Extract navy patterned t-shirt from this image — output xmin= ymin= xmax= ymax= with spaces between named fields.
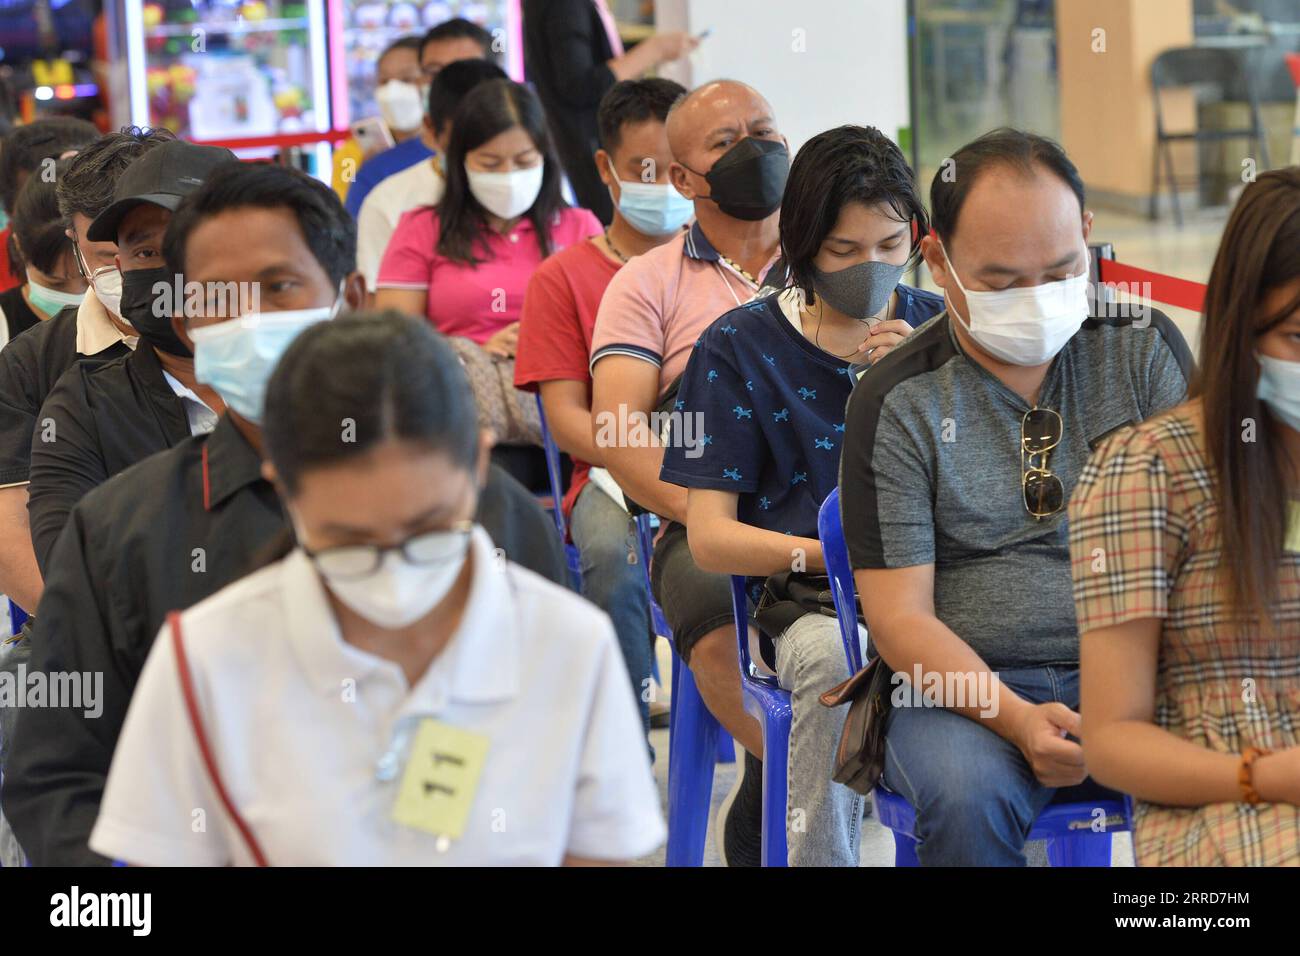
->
xmin=660 ymin=284 xmax=943 ymax=538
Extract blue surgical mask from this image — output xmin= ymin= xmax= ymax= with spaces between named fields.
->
xmin=611 ymin=179 xmax=694 ymax=237
xmin=26 ymin=277 xmax=86 ymax=318
xmin=192 ymin=292 xmax=343 ymax=424
xmin=1256 ymin=352 xmax=1300 ymax=433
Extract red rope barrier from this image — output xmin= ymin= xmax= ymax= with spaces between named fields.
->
xmin=190 ymin=129 xmax=353 ymax=151
xmin=1098 ymin=258 xmax=1207 ymax=313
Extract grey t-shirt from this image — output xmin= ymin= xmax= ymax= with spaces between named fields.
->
xmin=839 ymin=308 xmax=1194 ymax=669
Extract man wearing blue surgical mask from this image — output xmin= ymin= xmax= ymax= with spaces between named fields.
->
xmin=515 ymin=77 xmax=688 ymax=745
xmin=838 ymin=129 xmax=1195 ymax=866
xmin=3 ymin=162 xmax=569 ymax=865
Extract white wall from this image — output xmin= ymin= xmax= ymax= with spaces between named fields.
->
xmin=654 ymin=0 xmax=911 ymax=156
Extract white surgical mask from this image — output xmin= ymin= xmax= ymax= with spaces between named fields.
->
xmin=304 ymin=527 xmax=472 ymax=630
xmin=1257 ymin=352 xmax=1300 ymax=433
xmin=89 ymin=265 xmax=123 ymax=317
xmin=466 ymin=165 xmax=544 ymax=220
xmin=375 ymin=79 xmax=425 ymax=133
xmin=941 ymin=242 xmax=1090 ymax=367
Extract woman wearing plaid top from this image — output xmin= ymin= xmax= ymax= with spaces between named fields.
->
xmin=1070 ymin=168 xmax=1300 ymax=866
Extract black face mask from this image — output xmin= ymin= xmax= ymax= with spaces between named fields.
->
xmin=119 ymin=266 xmax=192 ymax=357
xmin=686 ymin=137 xmax=789 ymax=221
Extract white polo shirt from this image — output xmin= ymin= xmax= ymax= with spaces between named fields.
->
xmin=89 ymin=526 xmax=664 ymax=866
xmin=356 ymin=158 xmax=444 ymax=288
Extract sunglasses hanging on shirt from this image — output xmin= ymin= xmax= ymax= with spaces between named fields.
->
xmin=1021 ymin=406 xmax=1064 ymax=520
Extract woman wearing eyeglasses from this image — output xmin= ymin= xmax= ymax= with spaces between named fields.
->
xmin=1071 ymin=168 xmax=1300 ymax=866
xmin=89 ymin=313 xmax=664 ymax=866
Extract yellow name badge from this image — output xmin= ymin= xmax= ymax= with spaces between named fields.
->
xmin=1286 ymin=502 xmax=1300 ymax=554
xmin=391 ymin=719 xmax=490 ymax=841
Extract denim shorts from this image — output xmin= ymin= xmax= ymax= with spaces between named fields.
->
xmin=649 ymin=520 xmax=734 ymax=664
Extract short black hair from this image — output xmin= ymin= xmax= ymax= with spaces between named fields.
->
xmin=379 ymin=34 xmax=423 ymax=64
xmin=780 ymin=125 xmax=929 ymax=303
xmin=426 ymin=58 xmax=508 ymax=137
xmin=438 ymin=80 xmax=565 ymax=266
xmin=57 ymin=126 xmax=176 ymax=225
xmin=420 ymin=17 xmax=493 ymax=58
xmin=930 ymin=128 xmax=1085 ymax=244
xmin=0 ymin=116 xmax=99 ymax=214
xmin=264 ymin=311 xmax=480 ymax=497
xmin=163 ymin=162 xmax=356 ymax=285
xmin=597 ymin=78 xmax=687 ymax=153
xmin=12 ymin=158 xmax=73 ymax=276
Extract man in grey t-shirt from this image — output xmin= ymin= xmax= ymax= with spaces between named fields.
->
xmin=839 ymin=129 xmax=1193 ymax=866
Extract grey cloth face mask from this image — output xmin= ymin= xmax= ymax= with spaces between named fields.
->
xmin=809 ymin=259 xmax=907 ymax=321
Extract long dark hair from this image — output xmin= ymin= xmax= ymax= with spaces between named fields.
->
xmin=262 ymin=311 xmax=480 ymax=498
xmin=780 ymin=125 xmax=930 ymax=306
xmin=436 ymin=79 xmax=566 ymax=266
xmin=1193 ymin=167 xmax=1300 ymax=627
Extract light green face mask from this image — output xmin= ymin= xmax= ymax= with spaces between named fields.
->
xmin=26 ymin=277 xmax=86 ymax=317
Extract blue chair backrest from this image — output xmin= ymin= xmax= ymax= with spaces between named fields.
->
xmin=817 ymin=487 xmax=864 ymax=674
xmin=731 ymin=575 xmax=779 ymax=689
xmin=535 ymin=394 xmax=569 ymax=540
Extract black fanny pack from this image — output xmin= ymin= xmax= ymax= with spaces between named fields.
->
xmin=752 ymin=570 xmax=843 ymax=641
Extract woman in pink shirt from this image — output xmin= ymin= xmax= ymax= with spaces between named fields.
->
xmin=375 ymin=79 xmax=602 ymax=358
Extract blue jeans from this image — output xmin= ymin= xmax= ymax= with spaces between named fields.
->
xmin=882 ymin=665 xmax=1117 ymax=866
xmin=568 ymin=482 xmax=652 ymax=731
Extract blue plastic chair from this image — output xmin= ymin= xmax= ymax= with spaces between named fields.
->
xmin=729 ymin=576 xmax=791 ymax=867
xmin=632 ymin=513 xmax=735 ymax=866
xmin=531 ymin=402 xmax=733 ymax=865
xmin=816 ymin=487 xmax=1130 ymax=867
xmin=534 ymin=395 xmax=583 ymax=590
xmin=8 ymin=599 xmax=26 ymax=638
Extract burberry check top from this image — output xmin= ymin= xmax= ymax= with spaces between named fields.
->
xmin=1070 ymin=405 xmax=1300 ymax=866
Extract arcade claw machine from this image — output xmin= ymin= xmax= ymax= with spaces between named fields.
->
xmin=119 ymin=0 xmax=333 ymax=170
xmin=328 ymin=0 xmax=522 ymax=132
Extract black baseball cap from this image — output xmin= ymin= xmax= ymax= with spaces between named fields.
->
xmin=87 ymin=140 xmax=237 ymax=242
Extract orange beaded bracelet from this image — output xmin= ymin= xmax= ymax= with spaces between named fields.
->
xmin=1238 ymin=746 xmax=1272 ymax=805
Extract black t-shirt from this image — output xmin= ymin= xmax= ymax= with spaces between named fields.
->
xmin=0 ymin=305 xmax=130 ymax=485
xmin=0 ymin=286 xmax=43 ymax=343
xmin=522 ymin=0 xmax=616 ymax=222
xmin=28 ymin=344 xmax=192 ymax=573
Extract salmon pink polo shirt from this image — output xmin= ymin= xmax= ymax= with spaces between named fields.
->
xmin=376 ymin=205 xmax=603 ymax=345
xmin=589 ymin=221 xmax=783 ymax=400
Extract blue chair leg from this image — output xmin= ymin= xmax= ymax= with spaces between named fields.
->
xmin=715 ymin=731 xmax=735 ymax=764
xmin=756 ymin=712 xmax=789 ymax=867
xmin=665 ymin=651 xmax=719 ymax=866
xmin=1046 ymin=831 xmax=1113 ymax=867
xmin=892 ymin=832 xmax=921 ymax=867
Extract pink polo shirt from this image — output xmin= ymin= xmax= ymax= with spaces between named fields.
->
xmin=589 ymin=222 xmax=782 ymax=399
xmin=376 ymin=205 xmax=603 ymax=344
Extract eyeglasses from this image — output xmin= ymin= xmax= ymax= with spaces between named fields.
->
xmin=1021 ymin=406 xmax=1064 ymax=520
xmin=303 ymin=521 xmax=473 ymax=580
